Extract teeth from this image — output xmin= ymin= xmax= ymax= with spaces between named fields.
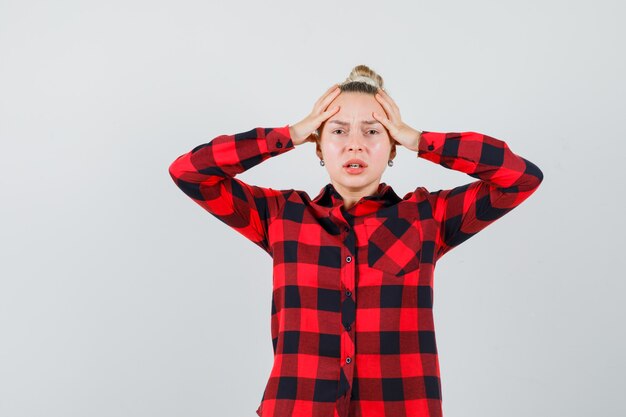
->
xmin=348 ymin=163 xmax=361 ymax=168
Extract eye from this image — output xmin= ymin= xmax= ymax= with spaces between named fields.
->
xmin=331 ymin=129 xmax=345 ymax=134
xmin=366 ymin=129 xmax=379 ymax=135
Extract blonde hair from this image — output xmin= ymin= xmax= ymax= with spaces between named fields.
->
xmin=339 ymin=64 xmax=384 ymax=94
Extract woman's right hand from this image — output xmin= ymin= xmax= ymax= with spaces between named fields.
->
xmin=289 ymin=84 xmax=342 ymax=146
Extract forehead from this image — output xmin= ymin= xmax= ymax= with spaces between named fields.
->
xmin=328 ymin=92 xmax=384 ymax=123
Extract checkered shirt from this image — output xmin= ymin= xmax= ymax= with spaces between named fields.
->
xmin=168 ymin=125 xmax=543 ymax=417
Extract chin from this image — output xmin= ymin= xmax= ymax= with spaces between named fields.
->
xmin=339 ymin=177 xmax=375 ymax=189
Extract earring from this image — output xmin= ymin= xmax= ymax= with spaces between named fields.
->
xmin=320 ymin=159 xmax=325 ymax=166
xmin=388 ymin=159 xmax=394 ymax=167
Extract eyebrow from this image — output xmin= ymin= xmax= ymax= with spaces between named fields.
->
xmin=328 ymin=120 xmax=381 ymax=126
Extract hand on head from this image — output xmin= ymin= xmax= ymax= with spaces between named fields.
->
xmin=372 ymin=89 xmax=422 ymax=152
xmin=290 ymin=83 xmax=421 ymax=152
xmin=289 ymin=84 xmax=342 ymax=146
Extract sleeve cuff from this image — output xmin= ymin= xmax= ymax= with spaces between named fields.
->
xmin=417 ymin=131 xmax=447 ymax=157
xmin=265 ymin=124 xmax=295 ymax=154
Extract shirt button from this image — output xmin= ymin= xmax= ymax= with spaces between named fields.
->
xmin=428 ymin=144 xmax=434 ymax=151
xmin=345 ymin=290 xmax=352 ymax=297
xmin=346 ymin=256 xmax=352 ymax=263
xmin=345 ymin=324 xmax=351 ymax=331
xmin=276 ymin=141 xmax=283 ymax=148
xmin=345 ymin=357 xmax=352 ymax=364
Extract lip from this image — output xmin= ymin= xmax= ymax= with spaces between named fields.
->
xmin=343 ymin=158 xmax=368 ymax=168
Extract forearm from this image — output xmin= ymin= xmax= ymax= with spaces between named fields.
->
xmin=169 ymin=125 xmax=294 ymax=189
xmin=420 ymin=131 xmax=544 ymax=258
xmin=416 ymin=130 xmax=543 ymax=192
xmin=168 ymin=125 xmax=294 ymax=254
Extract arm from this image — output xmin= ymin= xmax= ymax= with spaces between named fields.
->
xmin=168 ymin=125 xmax=295 ymax=255
xmin=417 ymin=131 xmax=544 ymax=259
xmin=168 ymin=84 xmax=342 ymax=255
xmin=369 ymin=89 xmax=543 ymax=259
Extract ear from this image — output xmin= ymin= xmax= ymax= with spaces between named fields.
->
xmin=389 ymin=142 xmax=397 ymax=160
xmin=315 ymin=137 xmax=323 ymax=160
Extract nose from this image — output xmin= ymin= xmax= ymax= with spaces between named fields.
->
xmin=346 ymin=132 xmax=364 ymax=152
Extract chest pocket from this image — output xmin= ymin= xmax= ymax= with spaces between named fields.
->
xmin=363 ymin=216 xmax=422 ymax=276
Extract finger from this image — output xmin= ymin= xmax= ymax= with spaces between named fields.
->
xmin=377 ymin=88 xmax=399 ymax=113
xmin=373 ymin=111 xmax=401 ymax=144
xmin=313 ymin=105 xmax=340 ymax=132
xmin=319 ymin=86 xmax=342 ymax=111
xmin=314 ymin=84 xmax=340 ymax=108
xmin=319 ymin=105 xmax=340 ymax=121
xmin=377 ymin=87 xmax=394 ymax=103
xmin=372 ymin=111 xmax=393 ymax=132
xmin=376 ymin=91 xmax=401 ymax=122
xmin=376 ymin=90 xmax=399 ymax=113
xmin=374 ymin=93 xmax=396 ymax=122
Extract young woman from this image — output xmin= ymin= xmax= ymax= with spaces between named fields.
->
xmin=168 ymin=65 xmax=543 ymax=417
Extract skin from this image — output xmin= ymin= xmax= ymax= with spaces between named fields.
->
xmin=289 ymin=84 xmax=423 ymax=209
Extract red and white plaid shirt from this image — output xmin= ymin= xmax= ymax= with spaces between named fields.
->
xmin=168 ymin=125 xmax=543 ymax=417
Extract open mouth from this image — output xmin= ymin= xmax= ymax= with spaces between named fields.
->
xmin=343 ymin=159 xmax=368 ymax=169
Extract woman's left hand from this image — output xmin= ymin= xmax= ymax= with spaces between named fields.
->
xmin=372 ymin=88 xmax=422 ymax=152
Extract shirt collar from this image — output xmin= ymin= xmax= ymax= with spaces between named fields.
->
xmin=311 ymin=182 xmax=402 ymax=214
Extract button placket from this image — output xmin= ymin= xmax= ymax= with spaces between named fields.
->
xmin=339 ymin=214 xmax=357 ymax=398
xmin=341 ymin=256 xmax=355 ymax=377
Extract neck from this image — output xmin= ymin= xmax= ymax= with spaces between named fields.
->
xmin=331 ymin=180 xmax=381 ymax=209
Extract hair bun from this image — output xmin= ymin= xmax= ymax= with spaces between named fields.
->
xmin=343 ymin=64 xmax=384 ymax=90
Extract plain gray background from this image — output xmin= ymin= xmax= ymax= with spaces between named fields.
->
xmin=1 ymin=0 xmax=624 ymax=416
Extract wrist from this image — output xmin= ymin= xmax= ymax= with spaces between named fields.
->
xmin=289 ymin=125 xmax=297 ymax=142
xmin=289 ymin=125 xmax=305 ymax=146
xmin=409 ymin=130 xmax=423 ymax=152
xmin=415 ymin=130 xmax=422 ymax=152
xmin=413 ymin=130 xmax=425 ymax=155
